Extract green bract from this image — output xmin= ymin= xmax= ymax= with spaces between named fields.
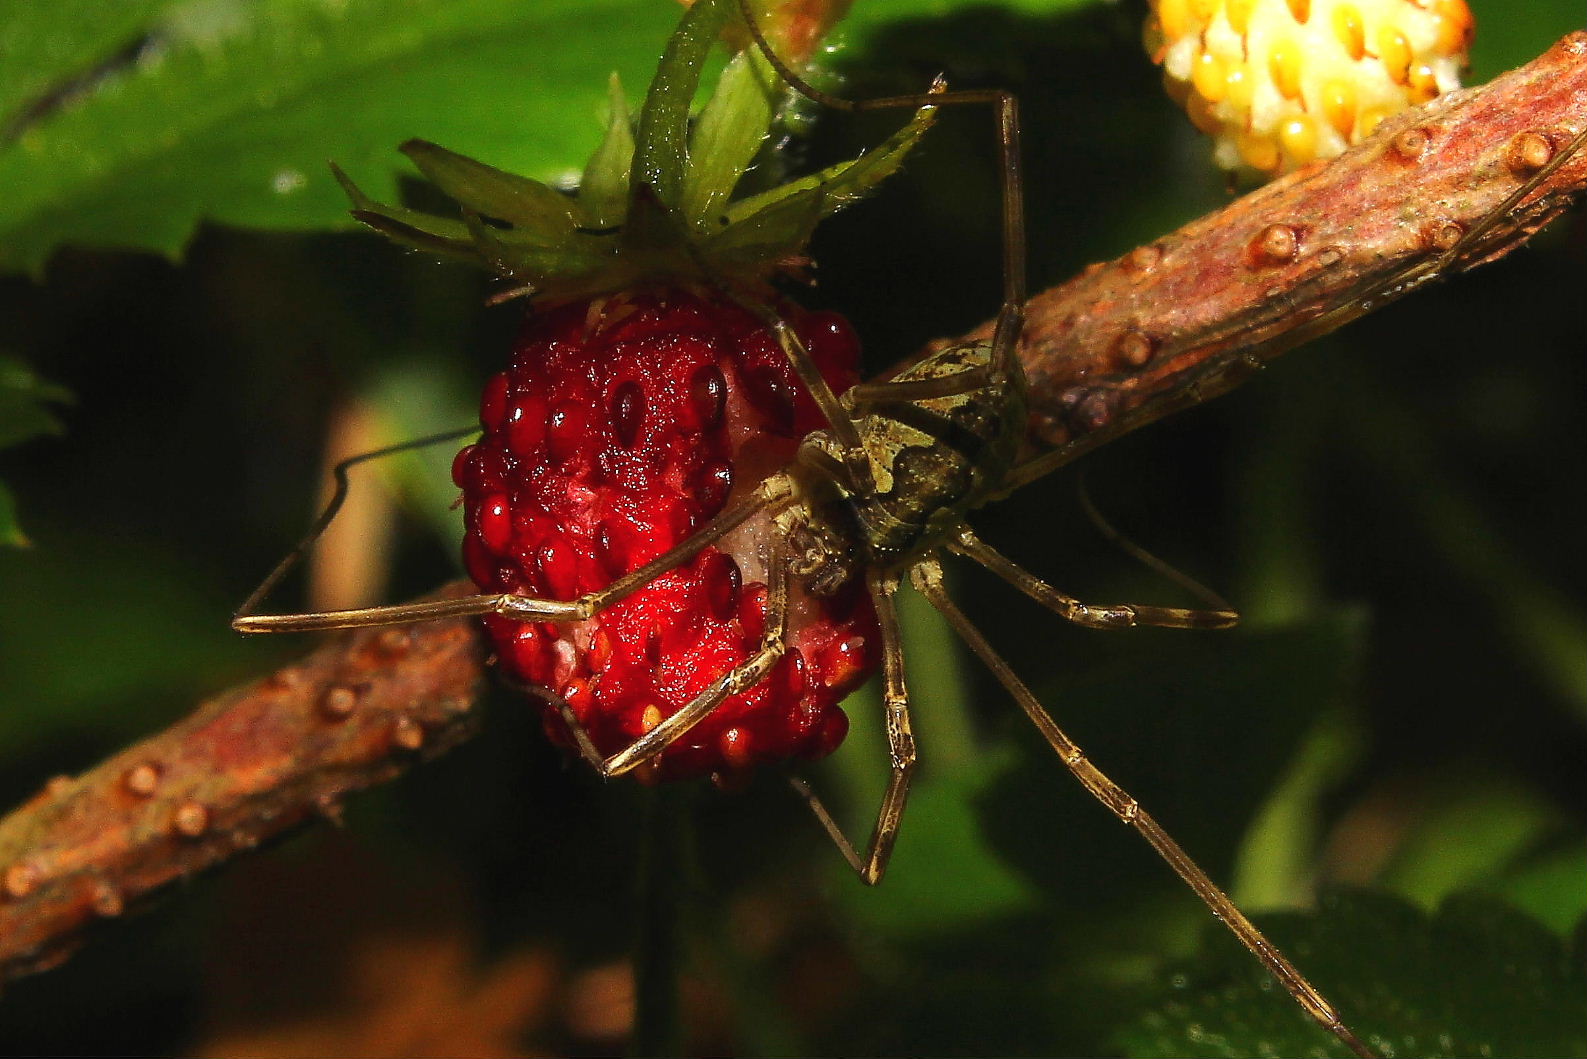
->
xmin=336 ymin=0 xmax=936 ymax=303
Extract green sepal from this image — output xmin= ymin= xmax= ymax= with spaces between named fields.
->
xmin=703 ymin=96 xmax=937 ymax=258
xmin=630 ymin=0 xmax=730 ymax=215
xmin=681 ymin=46 xmax=781 ymax=228
xmin=461 ymin=218 xmax=618 ymax=288
xmin=578 ymin=75 xmax=636 ymax=230
xmin=334 ymin=0 xmax=936 ymax=301
xmin=400 ymin=139 xmax=576 ymax=239
xmin=331 ymin=163 xmax=477 ymax=261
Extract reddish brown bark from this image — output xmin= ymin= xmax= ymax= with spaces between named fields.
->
xmin=0 ymin=585 xmax=485 ymax=981
xmin=0 ymin=32 xmax=1583 ymax=987
xmin=998 ymin=30 xmax=1587 ymax=486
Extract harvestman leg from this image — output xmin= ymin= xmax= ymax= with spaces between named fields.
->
xmin=738 ymin=0 xmax=1029 ymax=407
xmin=233 ymin=425 xmax=810 ymax=777
xmin=909 ymin=556 xmax=1375 ymax=1059
xmin=948 ymin=526 xmax=1239 ymax=631
xmin=233 ymin=459 xmax=796 ymax=633
xmin=791 ymin=570 xmax=917 ymax=885
xmin=554 ymin=542 xmax=795 ymax=778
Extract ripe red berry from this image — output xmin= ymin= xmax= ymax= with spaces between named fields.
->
xmin=457 ymin=289 xmax=876 ymax=781
xmin=329 ymin=0 xmax=936 ymax=781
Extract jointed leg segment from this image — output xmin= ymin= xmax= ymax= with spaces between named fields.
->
xmin=791 ymin=569 xmax=917 ymax=885
xmin=908 ymin=556 xmax=1374 ymax=1059
xmin=234 ymin=468 xmax=795 ymax=634
xmin=948 ymin=526 xmax=1239 ymax=630
xmin=556 ymin=538 xmax=796 ymax=778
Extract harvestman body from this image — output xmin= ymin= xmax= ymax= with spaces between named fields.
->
xmin=235 ymin=8 xmax=1587 ymax=1055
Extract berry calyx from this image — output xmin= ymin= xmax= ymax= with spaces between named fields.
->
xmin=336 ymin=0 xmax=934 ymax=306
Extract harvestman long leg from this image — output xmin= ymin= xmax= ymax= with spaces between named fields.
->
xmin=232 ymin=456 xmax=796 ymax=633
xmin=791 ymin=569 xmax=917 ymax=885
xmin=948 ymin=525 xmax=1239 ymax=631
xmin=737 ymin=0 xmax=1028 ymax=418
xmin=554 ymin=540 xmax=795 ymax=778
xmin=909 ymin=556 xmax=1375 ymax=1059
xmin=229 ymin=408 xmax=812 ymax=777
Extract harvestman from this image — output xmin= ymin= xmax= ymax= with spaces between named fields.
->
xmin=235 ymin=7 xmax=1587 ymax=1054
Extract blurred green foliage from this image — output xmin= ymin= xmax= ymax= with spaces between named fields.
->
xmin=1 ymin=0 xmax=1584 ymax=1055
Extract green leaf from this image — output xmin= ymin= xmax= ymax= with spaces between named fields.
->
xmin=1120 ymin=891 xmax=1587 ymax=1059
xmin=1380 ymin=776 xmax=1569 ymax=912
xmin=0 ymin=0 xmax=1101 ymax=275
xmin=834 ymin=744 xmax=1040 ymax=940
xmin=0 ymin=0 xmax=684 ymax=274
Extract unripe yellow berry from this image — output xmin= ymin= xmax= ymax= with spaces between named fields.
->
xmin=1147 ymin=0 xmax=1472 ymax=178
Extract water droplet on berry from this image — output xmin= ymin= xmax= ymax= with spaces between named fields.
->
xmin=611 ymin=380 xmax=646 ymax=448
xmin=783 ymin=650 xmax=809 ymax=699
xmin=462 ymin=534 xmax=500 ymax=590
xmin=719 ymin=726 xmax=753 ymax=769
xmin=811 ymin=708 xmax=849 ymax=759
xmin=687 ymin=364 xmax=727 ymax=431
xmin=509 ymin=622 xmax=549 ymax=677
xmin=562 ymin=677 xmax=594 ymax=720
xmin=802 ymin=311 xmax=862 ymax=380
xmin=590 ymin=628 xmax=614 ymax=672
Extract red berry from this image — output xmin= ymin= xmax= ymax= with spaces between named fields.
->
xmin=460 ymin=289 xmax=879 ymax=780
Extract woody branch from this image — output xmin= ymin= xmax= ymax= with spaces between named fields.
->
xmin=0 ymin=31 xmax=1583 ymax=985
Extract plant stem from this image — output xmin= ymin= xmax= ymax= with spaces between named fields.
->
xmin=633 ymin=784 xmax=689 ymax=1057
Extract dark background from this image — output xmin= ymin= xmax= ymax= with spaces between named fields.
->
xmin=1 ymin=0 xmax=1583 ymax=1054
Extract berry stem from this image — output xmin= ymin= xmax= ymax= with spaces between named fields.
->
xmin=634 ymin=785 xmax=692 ymax=1057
